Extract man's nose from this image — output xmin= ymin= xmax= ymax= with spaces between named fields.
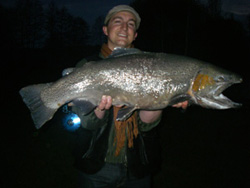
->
xmin=121 ymin=22 xmax=128 ymax=30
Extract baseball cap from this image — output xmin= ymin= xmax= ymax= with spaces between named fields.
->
xmin=104 ymin=5 xmax=141 ymax=30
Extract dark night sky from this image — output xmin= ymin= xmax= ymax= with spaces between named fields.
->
xmin=0 ymin=0 xmax=132 ymax=25
xmin=0 ymin=0 xmax=250 ymax=25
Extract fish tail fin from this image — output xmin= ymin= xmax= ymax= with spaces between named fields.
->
xmin=19 ymin=83 xmax=57 ymax=129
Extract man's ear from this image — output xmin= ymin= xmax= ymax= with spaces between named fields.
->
xmin=134 ymin=32 xmax=138 ymax=41
xmin=103 ymin=26 xmax=108 ymax=36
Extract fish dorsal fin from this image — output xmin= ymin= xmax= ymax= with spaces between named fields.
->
xmin=109 ymin=47 xmax=142 ymax=58
xmin=62 ymin=68 xmax=75 ymax=77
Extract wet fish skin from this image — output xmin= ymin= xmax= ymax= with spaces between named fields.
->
xmin=19 ymin=48 xmax=242 ymax=129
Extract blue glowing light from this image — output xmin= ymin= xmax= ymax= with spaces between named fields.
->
xmin=72 ymin=116 xmax=81 ymax=124
xmin=62 ymin=113 xmax=81 ymax=132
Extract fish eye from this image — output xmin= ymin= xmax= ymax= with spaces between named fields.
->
xmin=216 ymin=76 xmax=225 ymax=82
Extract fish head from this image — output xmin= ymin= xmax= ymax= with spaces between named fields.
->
xmin=190 ymin=65 xmax=242 ymax=109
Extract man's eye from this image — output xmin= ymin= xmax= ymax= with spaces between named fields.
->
xmin=128 ymin=23 xmax=135 ymax=27
xmin=114 ymin=20 xmax=121 ymax=24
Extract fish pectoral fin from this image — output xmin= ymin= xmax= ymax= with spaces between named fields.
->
xmin=168 ymin=94 xmax=191 ymax=106
xmin=116 ymin=107 xmax=137 ymax=121
xmin=72 ymin=99 xmax=96 ymax=115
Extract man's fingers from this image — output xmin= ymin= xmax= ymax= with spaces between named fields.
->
xmin=97 ymin=95 xmax=107 ymax=110
xmin=97 ymin=95 xmax=112 ymax=111
xmin=105 ymin=96 xmax=112 ymax=109
xmin=68 ymin=102 xmax=74 ymax=106
xmin=181 ymin=101 xmax=188 ymax=109
xmin=172 ymin=101 xmax=188 ymax=109
xmin=172 ymin=103 xmax=182 ymax=108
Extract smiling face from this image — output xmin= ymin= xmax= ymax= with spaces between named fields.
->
xmin=103 ymin=11 xmax=138 ymax=50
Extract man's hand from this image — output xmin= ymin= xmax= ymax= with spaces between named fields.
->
xmin=172 ymin=101 xmax=188 ymax=109
xmin=94 ymin=95 xmax=112 ymax=119
xmin=139 ymin=110 xmax=162 ymax=124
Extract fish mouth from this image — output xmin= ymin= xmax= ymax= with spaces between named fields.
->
xmin=215 ymin=77 xmax=242 ymax=95
xmin=209 ymin=78 xmax=243 ymax=109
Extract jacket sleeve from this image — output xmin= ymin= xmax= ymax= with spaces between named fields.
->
xmin=72 ymin=106 xmax=110 ymax=131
